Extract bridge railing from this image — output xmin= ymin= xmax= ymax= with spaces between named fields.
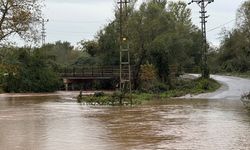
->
xmin=59 ymin=65 xmax=188 ymax=79
xmin=59 ymin=66 xmax=134 ymax=79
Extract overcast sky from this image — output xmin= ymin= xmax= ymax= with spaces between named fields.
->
xmin=35 ymin=0 xmax=246 ymax=46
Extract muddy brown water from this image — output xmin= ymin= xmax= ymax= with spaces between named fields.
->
xmin=0 ymin=94 xmax=250 ymax=150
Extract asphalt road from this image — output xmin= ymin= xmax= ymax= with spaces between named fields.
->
xmin=182 ymin=74 xmax=250 ymax=100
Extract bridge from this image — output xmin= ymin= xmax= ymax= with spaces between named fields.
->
xmin=59 ymin=65 xmax=181 ymax=91
xmin=60 ymin=66 xmax=134 ymax=90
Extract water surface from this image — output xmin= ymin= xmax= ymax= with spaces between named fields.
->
xmin=0 ymin=94 xmax=249 ymax=150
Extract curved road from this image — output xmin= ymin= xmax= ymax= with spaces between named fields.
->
xmin=182 ymin=74 xmax=250 ymax=100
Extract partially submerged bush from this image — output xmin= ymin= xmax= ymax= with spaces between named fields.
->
xmin=77 ymin=91 xmax=131 ymax=105
xmin=241 ymin=92 xmax=250 ymax=109
xmin=242 ymin=92 xmax=250 ymax=100
xmin=77 ymin=93 xmax=111 ymax=105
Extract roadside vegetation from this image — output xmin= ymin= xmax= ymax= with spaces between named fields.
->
xmin=77 ymin=77 xmax=220 ymax=105
xmin=0 ymin=47 xmax=61 ymax=93
xmin=208 ymin=1 xmax=250 ymax=75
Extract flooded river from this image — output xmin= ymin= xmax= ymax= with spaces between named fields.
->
xmin=0 ymin=94 xmax=250 ymax=150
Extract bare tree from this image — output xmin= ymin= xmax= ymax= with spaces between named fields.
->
xmin=0 ymin=0 xmax=43 ymax=44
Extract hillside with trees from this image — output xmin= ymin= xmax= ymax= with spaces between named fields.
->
xmin=79 ymin=0 xmax=203 ymax=90
xmin=209 ymin=0 xmax=250 ymax=73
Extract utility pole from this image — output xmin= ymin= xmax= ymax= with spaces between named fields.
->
xmin=188 ymin=0 xmax=214 ymax=79
xmin=118 ymin=0 xmax=132 ymax=103
xmin=41 ymin=19 xmax=49 ymax=46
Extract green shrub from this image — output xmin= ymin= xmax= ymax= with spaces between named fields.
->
xmin=2 ymin=49 xmax=61 ymax=93
xmin=112 ymin=91 xmax=125 ymax=104
xmin=149 ymin=82 xmax=169 ymax=93
xmin=194 ymin=78 xmax=220 ymax=92
xmin=172 ymin=79 xmax=195 ymax=90
xmin=94 ymin=91 xmax=105 ymax=97
xmin=197 ymin=79 xmax=210 ymax=90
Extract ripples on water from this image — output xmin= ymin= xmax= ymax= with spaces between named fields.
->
xmin=0 ymin=95 xmax=250 ymax=150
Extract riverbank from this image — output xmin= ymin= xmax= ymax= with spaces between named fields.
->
xmin=77 ymin=77 xmax=221 ymax=105
xmin=135 ymin=77 xmax=220 ymax=103
xmin=0 ymin=91 xmax=105 ymax=98
xmin=0 ymin=76 xmax=221 ymax=104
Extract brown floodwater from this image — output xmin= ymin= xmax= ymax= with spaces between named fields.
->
xmin=0 ymin=94 xmax=250 ymax=150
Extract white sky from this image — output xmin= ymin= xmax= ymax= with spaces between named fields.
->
xmin=17 ymin=0 xmax=247 ymax=47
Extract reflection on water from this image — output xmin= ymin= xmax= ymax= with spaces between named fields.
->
xmin=0 ymin=95 xmax=250 ymax=150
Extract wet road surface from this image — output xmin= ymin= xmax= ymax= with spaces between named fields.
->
xmin=183 ymin=75 xmax=250 ymax=100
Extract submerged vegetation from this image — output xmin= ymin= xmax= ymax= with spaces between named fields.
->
xmin=242 ymin=92 xmax=250 ymax=100
xmin=241 ymin=92 xmax=250 ymax=109
xmin=77 ymin=91 xmax=131 ymax=105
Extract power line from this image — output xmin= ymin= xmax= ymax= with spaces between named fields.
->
xmin=48 ymin=31 xmax=94 ymax=34
xmin=48 ymin=34 xmax=93 ymax=37
xmin=207 ymin=19 xmax=236 ymax=32
xmin=48 ymin=19 xmax=108 ymax=24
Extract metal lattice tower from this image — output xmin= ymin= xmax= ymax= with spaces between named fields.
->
xmin=118 ymin=0 xmax=132 ymax=94
xmin=188 ymin=0 xmax=214 ymax=78
xmin=41 ymin=19 xmax=49 ymax=45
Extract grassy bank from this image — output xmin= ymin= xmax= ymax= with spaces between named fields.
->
xmin=132 ymin=77 xmax=220 ymax=104
xmin=77 ymin=77 xmax=221 ymax=105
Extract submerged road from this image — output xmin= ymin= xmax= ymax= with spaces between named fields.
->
xmin=182 ymin=74 xmax=250 ymax=100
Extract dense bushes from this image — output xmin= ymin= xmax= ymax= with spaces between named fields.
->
xmin=138 ymin=64 xmax=169 ymax=93
xmin=171 ymin=77 xmax=220 ymax=94
xmin=1 ymin=48 xmax=61 ymax=93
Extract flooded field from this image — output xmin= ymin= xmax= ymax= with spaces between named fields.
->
xmin=0 ymin=94 xmax=250 ymax=150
